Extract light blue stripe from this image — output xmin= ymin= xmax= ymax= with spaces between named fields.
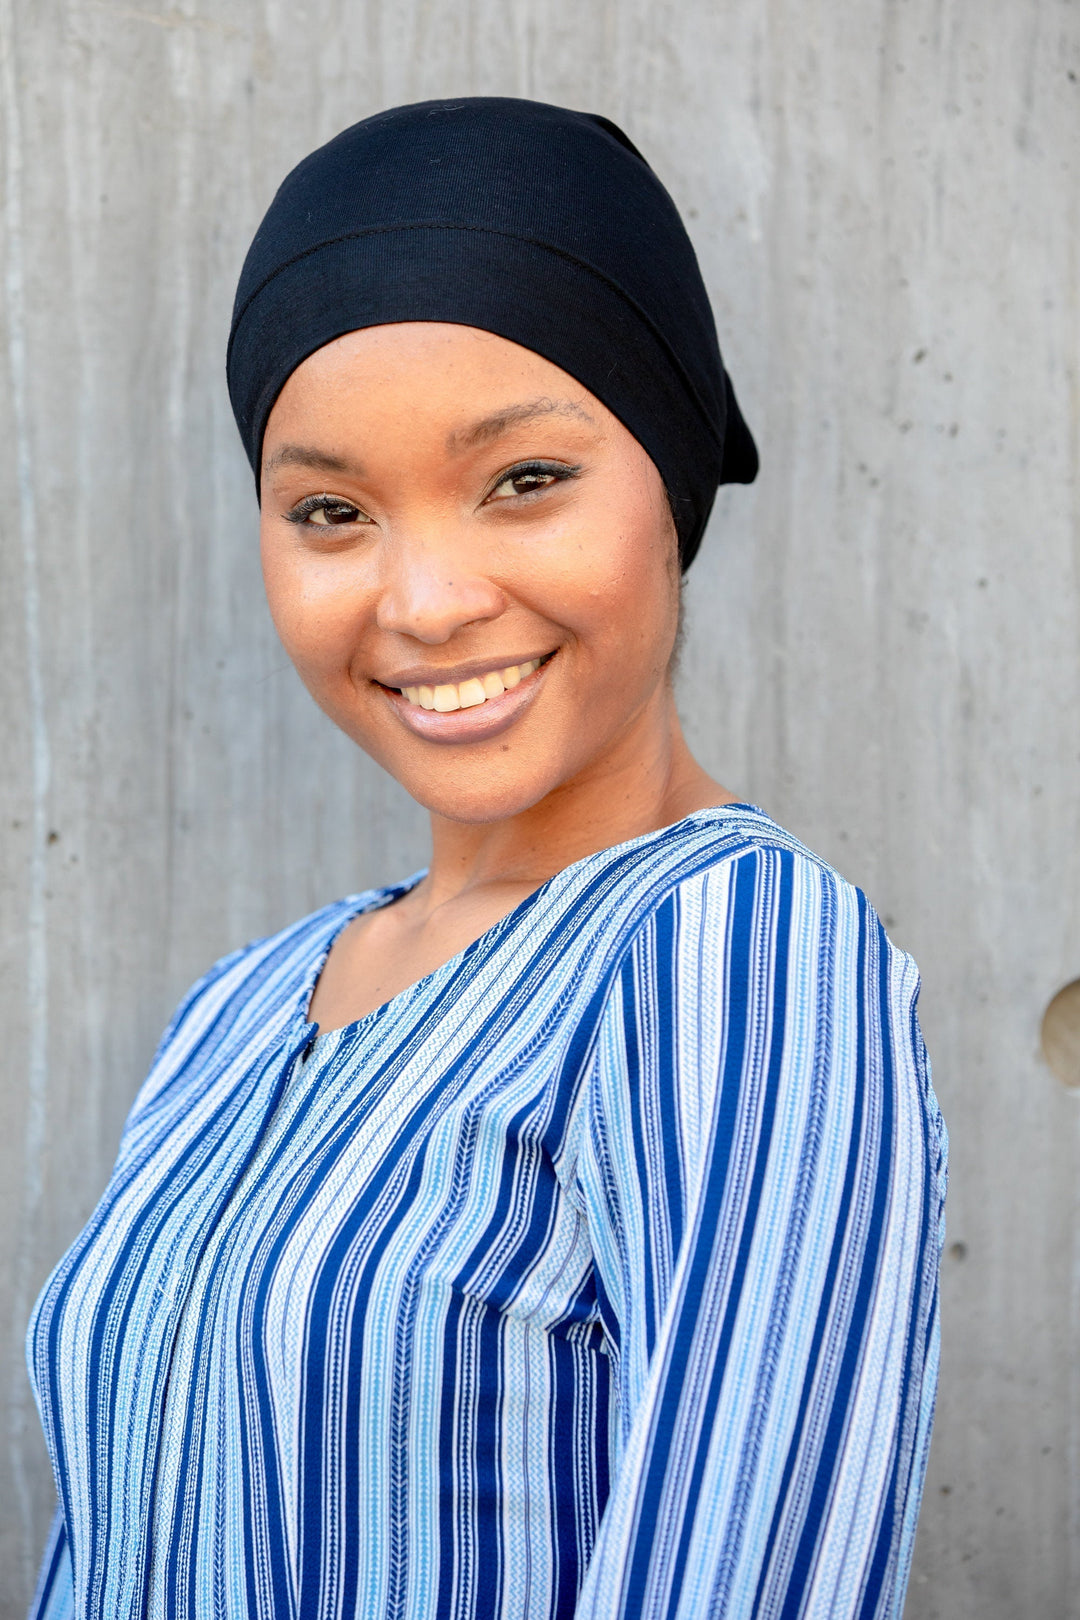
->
xmin=27 ymin=805 xmax=945 ymax=1620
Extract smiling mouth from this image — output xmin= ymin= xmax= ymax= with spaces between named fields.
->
xmin=392 ymin=655 xmax=552 ymax=713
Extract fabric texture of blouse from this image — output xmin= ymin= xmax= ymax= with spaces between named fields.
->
xmin=27 ymin=805 xmax=946 ymax=1620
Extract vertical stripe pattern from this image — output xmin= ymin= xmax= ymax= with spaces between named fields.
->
xmin=26 ymin=806 xmax=946 ymax=1619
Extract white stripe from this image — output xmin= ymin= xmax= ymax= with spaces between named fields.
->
xmin=27 ymin=806 xmax=945 ymax=1620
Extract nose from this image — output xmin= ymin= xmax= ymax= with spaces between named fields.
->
xmin=375 ymin=527 xmax=505 ymax=644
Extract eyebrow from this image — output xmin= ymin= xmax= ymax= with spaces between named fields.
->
xmin=262 ymin=444 xmax=364 ymax=477
xmin=263 ymin=397 xmax=596 ymax=477
xmin=446 ymin=397 xmax=596 ymax=453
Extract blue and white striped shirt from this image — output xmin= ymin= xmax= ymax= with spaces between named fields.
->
xmin=28 ymin=805 xmax=946 ymax=1619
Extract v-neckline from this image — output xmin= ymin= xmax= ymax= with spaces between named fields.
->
xmin=296 ymin=802 xmax=764 ymax=1052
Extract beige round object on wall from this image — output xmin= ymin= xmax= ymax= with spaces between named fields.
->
xmin=1041 ymin=980 xmax=1080 ymax=1089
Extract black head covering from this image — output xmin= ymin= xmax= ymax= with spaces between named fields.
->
xmin=228 ymin=97 xmax=757 ymax=570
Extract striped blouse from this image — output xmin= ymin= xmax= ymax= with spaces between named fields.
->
xmin=27 ymin=804 xmax=946 ymax=1620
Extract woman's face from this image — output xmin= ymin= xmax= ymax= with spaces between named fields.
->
xmin=260 ymin=323 xmax=680 ymax=824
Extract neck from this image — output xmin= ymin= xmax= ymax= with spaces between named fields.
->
xmin=419 ymin=684 xmax=734 ymax=911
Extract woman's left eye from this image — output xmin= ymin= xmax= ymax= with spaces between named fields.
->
xmin=486 ymin=463 xmax=577 ymax=503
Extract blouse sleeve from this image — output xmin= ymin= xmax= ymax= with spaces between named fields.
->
xmin=27 ymin=1505 xmax=74 ymax=1620
xmin=573 ymin=845 xmax=946 ymax=1620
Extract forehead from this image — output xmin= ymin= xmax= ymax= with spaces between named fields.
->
xmin=262 ymin=322 xmax=618 ymax=469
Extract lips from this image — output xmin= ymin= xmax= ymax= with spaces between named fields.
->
xmin=400 ymin=658 xmax=542 ymax=713
xmin=380 ymin=653 xmax=554 ymax=744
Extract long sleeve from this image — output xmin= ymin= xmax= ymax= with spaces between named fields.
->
xmin=574 ymin=845 xmax=946 ymax=1620
xmin=27 ymin=1506 xmax=74 ymax=1620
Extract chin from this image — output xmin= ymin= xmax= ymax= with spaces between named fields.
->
xmin=395 ymin=770 xmax=559 ymax=826
xmin=352 ymin=735 xmax=566 ymax=824
xmin=327 ymin=697 xmax=585 ymax=824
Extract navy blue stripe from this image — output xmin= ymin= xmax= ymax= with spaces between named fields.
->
xmin=25 ymin=807 xmax=944 ymax=1620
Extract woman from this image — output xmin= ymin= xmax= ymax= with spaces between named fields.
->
xmin=28 ymin=99 xmax=945 ymax=1620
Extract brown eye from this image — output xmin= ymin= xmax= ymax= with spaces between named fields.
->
xmin=485 ymin=461 xmax=578 ymax=504
xmin=285 ymin=494 xmax=370 ymax=527
xmin=308 ymin=498 xmax=363 ymax=526
xmin=490 ymin=470 xmax=558 ymax=500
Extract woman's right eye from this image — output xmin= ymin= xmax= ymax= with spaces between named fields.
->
xmin=285 ymin=494 xmax=369 ymax=527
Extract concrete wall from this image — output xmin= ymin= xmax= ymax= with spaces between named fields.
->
xmin=2 ymin=1 xmax=1077 ymax=1613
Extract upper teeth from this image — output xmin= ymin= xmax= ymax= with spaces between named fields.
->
xmin=402 ymin=659 xmax=542 ymax=712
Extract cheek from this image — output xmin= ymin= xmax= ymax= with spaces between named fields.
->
xmin=580 ymin=522 xmax=678 ymax=666
xmin=259 ymin=530 xmax=357 ymax=677
xmin=536 ymin=479 xmax=675 ymax=639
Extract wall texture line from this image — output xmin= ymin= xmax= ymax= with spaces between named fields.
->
xmin=1 ymin=3 xmax=1077 ymax=1615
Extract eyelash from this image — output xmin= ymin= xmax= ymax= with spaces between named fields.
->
xmin=485 ymin=460 xmax=581 ymax=501
xmin=283 ymin=493 xmax=369 ymax=527
xmin=282 ymin=461 xmax=581 ymax=528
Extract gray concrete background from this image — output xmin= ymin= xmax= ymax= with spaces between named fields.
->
xmin=1 ymin=1 xmax=1077 ymax=1613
